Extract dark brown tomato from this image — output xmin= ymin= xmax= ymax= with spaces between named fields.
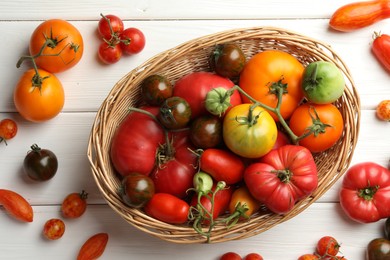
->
xmin=23 ymin=144 xmax=58 ymax=181
xmin=158 ymin=96 xmax=191 ymax=129
xmin=141 ymin=74 xmax=173 ymax=105
xmin=121 ymin=173 xmax=155 ymax=208
xmin=209 ymin=43 xmax=246 ymax=78
xmin=189 ymin=115 xmax=223 ymax=148
xmin=366 ymin=238 xmax=390 ymax=260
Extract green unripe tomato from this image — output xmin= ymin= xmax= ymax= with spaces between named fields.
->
xmin=301 ymin=61 xmax=345 ymax=104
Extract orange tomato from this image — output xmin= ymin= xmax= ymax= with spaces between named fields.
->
xmin=228 ymin=186 xmax=260 ymax=218
xmin=14 ymin=69 xmax=65 ymax=122
xmin=29 ymin=19 xmax=84 ymax=73
xmin=239 ymin=50 xmax=304 ymax=121
xmin=289 ymin=103 xmax=344 ymax=153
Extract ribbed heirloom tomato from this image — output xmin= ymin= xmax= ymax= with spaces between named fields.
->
xmin=239 ymin=50 xmax=304 ymax=121
xmin=14 ymin=69 xmax=64 ymax=122
xmin=29 ymin=19 xmax=83 ymax=73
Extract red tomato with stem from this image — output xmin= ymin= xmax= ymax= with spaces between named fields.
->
xmin=316 ymin=236 xmax=340 ymax=257
xmin=220 ymin=252 xmax=242 ymax=260
xmin=150 ymin=130 xmax=198 ymax=198
xmin=200 ymin=148 xmax=245 ymax=185
xmin=98 ymin=41 xmax=122 ymax=64
xmin=173 ymin=72 xmax=242 ymax=119
xmin=144 ymin=193 xmax=189 ymax=224
xmin=120 ymin=27 xmax=146 ymax=55
xmin=110 ymin=106 xmax=165 ymax=177
xmin=61 ymin=190 xmax=88 ymax=218
xmin=98 ymin=14 xmax=124 ymax=40
xmin=244 ymin=145 xmax=318 ymax=214
xmin=339 ymin=162 xmax=390 ymax=223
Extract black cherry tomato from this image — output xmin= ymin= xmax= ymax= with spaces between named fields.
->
xmin=141 ymin=74 xmax=173 ymax=105
xmin=121 ymin=173 xmax=155 ymax=208
xmin=189 ymin=115 xmax=222 ymax=148
xmin=209 ymin=43 xmax=246 ymax=78
xmin=23 ymin=144 xmax=58 ymax=181
xmin=158 ymin=96 xmax=191 ymax=129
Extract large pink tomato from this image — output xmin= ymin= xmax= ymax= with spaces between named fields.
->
xmin=173 ymin=72 xmax=242 ymax=119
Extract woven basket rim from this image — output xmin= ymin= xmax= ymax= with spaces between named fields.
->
xmin=87 ymin=26 xmax=361 ymax=244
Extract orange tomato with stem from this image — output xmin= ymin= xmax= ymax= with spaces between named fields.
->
xmin=239 ymin=50 xmax=304 ymax=121
xmin=289 ymin=103 xmax=344 ymax=153
xmin=29 ymin=19 xmax=84 ymax=73
xmin=14 ymin=69 xmax=65 ymax=122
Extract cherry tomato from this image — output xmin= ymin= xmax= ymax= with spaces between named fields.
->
xmin=29 ymin=19 xmax=83 ymax=73
xmin=0 ymin=118 xmax=18 ymax=144
xmin=366 ymin=238 xmax=390 ymax=260
xmin=23 ymin=144 xmax=58 ymax=181
xmin=61 ymin=190 xmax=88 ymax=218
xmin=14 ymin=69 xmax=64 ymax=122
xmin=144 ymin=193 xmax=189 ymax=224
xmin=158 ymin=96 xmax=192 ymax=129
xmin=220 ymin=252 xmax=242 ymax=260
xmin=376 ymin=100 xmax=390 ymax=121
xmin=120 ymin=27 xmax=146 ymax=55
xmin=289 ymin=103 xmax=344 ymax=153
xmin=189 ymin=115 xmax=223 ymax=149
xmin=43 ymin=218 xmax=65 ymax=240
xmin=244 ymin=253 xmax=264 ymax=260
xmin=316 ymin=236 xmax=340 ymax=257
xmin=209 ymin=43 xmax=246 ymax=78
xmin=141 ymin=74 xmax=173 ymax=106
xmin=121 ymin=173 xmax=155 ymax=208
xmin=297 ymin=254 xmax=319 ymax=260
xmin=228 ymin=186 xmax=261 ymax=219
xmin=98 ymin=41 xmax=122 ymax=64
xmin=98 ymin=14 xmax=124 ymax=40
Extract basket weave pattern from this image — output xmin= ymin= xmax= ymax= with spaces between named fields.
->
xmin=87 ymin=27 xmax=360 ymax=243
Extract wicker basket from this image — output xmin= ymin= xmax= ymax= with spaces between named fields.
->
xmin=87 ymin=26 xmax=360 ymax=244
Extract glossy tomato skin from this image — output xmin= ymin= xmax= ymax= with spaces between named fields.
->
xmin=24 ymin=144 xmax=58 ymax=181
xmin=98 ymin=14 xmax=124 ymax=40
xmin=373 ymin=33 xmax=390 ymax=73
xmin=209 ymin=43 xmax=246 ymax=78
xmin=144 ymin=193 xmax=189 ymax=224
xmin=141 ymin=74 xmax=173 ymax=106
xmin=297 ymin=254 xmax=320 ymax=260
xmin=0 ymin=189 xmax=33 ymax=222
xmin=121 ymin=173 xmax=155 ymax=208
xmin=220 ymin=252 xmax=242 ymax=260
xmin=43 ymin=218 xmax=65 ymax=240
xmin=0 ymin=119 xmax=18 ymax=143
xmin=98 ymin=41 xmax=122 ymax=64
xmin=61 ymin=191 xmax=88 ymax=218
xmin=200 ymin=148 xmax=245 ymax=185
xmin=158 ymin=96 xmax=192 ymax=130
xmin=244 ymin=253 xmax=263 ymax=260
xmin=29 ymin=19 xmax=83 ymax=73
xmin=77 ymin=233 xmax=109 ymax=260
xmin=289 ymin=103 xmax=344 ymax=153
xmin=150 ymin=130 xmax=198 ymax=198
xmin=239 ymin=50 xmax=304 ymax=121
xmin=189 ymin=115 xmax=223 ymax=148
xmin=223 ymin=104 xmax=277 ymax=158
xmin=120 ymin=27 xmax=146 ymax=55
xmin=14 ymin=69 xmax=64 ymax=122
xmin=110 ymin=106 xmax=165 ymax=177
xmin=316 ymin=236 xmax=340 ymax=257
xmin=340 ymin=162 xmax=390 ymax=223
xmin=173 ymin=72 xmax=242 ymax=119
xmin=228 ymin=186 xmax=260 ymax=218
xmin=244 ymin=145 xmax=318 ymax=214
xmin=366 ymin=238 xmax=390 ymax=260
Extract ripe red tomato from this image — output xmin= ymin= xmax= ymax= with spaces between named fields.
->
xmin=29 ymin=19 xmax=83 ymax=73
xmin=14 ymin=69 xmax=64 ymax=122
xmin=98 ymin=41 xmax=122 ymax=64
xmin=376 ymin=100 xmax=390 ymax=121
xmin=297 ymin=254 xmax=319 ymax=260
xmin=150 ymin=130 xmax=198 ymax=198
xmin=43 ymin=218 xmax=65 ymax=240
xmin=110 ymin=106 xmax=165 ymax=177
xmin=0 ymin=118 xmax=18 ymax=144
xmin=144 ymin=193 xmax=189 ymax=224
xmin=239 ymin=50 xmax=304 ymax=121
xmin=0 ymin=189 xmax=33 ymax=222
xmin=289 ymin=103 xmax=344 ymax=153
xmin=173 ymin=72 xmax=242 ymax=119
xmin=244 ymin=145 xmax=318 ymax=214
xmin=200 ymin=148 xmax=245 ymax=185
xmin=220 ymin=252 xmax=242 ymax=260
xmin=120 ymin=27 xmax=146 ymax=55
xmin=372 ymin=32 xmax=390 ymax=73
xmin=316 ymin=236 xmax=340 ymax=257
xmin=340 ymin=162 xmax=390 ymax=223
xmin=244 ymin=253 xmax=264 ymax=260
xmin=98 ymin=14 xmax=124 ymax=40
xmin=61 ymin=191 xmax=88 ymax=218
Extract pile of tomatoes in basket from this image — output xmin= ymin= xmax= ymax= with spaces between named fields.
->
xmin=109 ymin=42 xmax=347 ymax=238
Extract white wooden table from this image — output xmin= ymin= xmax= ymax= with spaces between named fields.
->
xmin=1 ymin=1 xmax=390 ymax=259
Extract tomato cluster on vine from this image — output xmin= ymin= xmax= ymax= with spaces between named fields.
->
xmin=298 ymin=236 xmax=346 ymax=260
xmin=97 ymin=14 xmax=145 ymax=64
